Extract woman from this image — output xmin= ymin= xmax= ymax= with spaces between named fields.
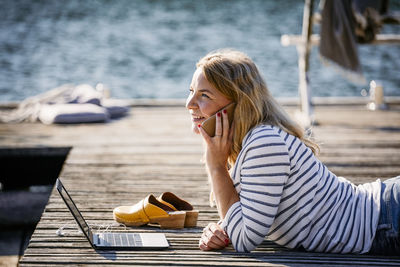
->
xmin=186 ymin=49 xmax=400 ymax=255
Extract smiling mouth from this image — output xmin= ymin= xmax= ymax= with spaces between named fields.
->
xmin=191 ymin=115 xmax=206 ymax=122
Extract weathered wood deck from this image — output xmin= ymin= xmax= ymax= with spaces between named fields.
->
xmin=1 ymin=100 xmax=400 ymax=266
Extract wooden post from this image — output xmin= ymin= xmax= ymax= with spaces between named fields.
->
xmin=367 ymin=80 xmax=388 ymax=110
xmin=296 ymin=0 xmax=315 ymax=127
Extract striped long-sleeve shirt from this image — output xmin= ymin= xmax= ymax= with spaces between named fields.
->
xmin=220 ymin=124 xmax=381 ymax=253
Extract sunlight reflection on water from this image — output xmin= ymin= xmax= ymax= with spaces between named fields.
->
xmin=0 ymin=0 xmax=399 ymax=101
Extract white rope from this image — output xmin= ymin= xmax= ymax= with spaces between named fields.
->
xmin=56 ymin=221 xmax=125 ymax=236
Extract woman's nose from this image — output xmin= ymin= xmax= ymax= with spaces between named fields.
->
xmin=186 ymin=94 xmax=197 ymax=110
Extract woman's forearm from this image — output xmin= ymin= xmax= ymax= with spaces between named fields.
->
xmin=208 ymin=166 xmax=240 ymax=219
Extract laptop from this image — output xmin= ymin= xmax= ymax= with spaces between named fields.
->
xmin=56 ymin=178 xmax=169 ymax=250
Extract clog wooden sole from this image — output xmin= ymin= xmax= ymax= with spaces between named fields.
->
xmin=183 ymin=210 xmax=199 ymax=228
xmin=149 ymin=211 xmax=186 ymax=229
xmin=114 ymin=211 xmax=186 ymax=229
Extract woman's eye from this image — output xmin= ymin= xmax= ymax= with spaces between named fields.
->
xmin=202 ymin=93 xmax=210 ymax=98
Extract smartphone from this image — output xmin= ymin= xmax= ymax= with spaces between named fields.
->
xmin=201 ymin=102 xmax=236 ymax=137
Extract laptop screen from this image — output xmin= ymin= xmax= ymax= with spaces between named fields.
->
xmin=56 ymin=179 xmax=93 ymax=244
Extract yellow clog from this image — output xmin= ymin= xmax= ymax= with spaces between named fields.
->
xmin=113 ymin=194 xmax=186 ymax=229
xmin=157 ymin=192 xmax=199 ymax=228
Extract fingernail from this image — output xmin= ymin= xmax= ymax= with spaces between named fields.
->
xmin=223 ymin=109 xmax=227 ymax=114
xmin=198 ymin=124 xmax=201 ymax=128
xmin=217 ymin=112 xmax=221 ymax=117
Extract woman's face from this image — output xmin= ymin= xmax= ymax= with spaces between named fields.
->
xmin=186 ymin=68 xmax=232 ymax=134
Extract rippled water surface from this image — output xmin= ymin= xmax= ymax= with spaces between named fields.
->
xmin=0 ymin=0 xmax=399 ymax=101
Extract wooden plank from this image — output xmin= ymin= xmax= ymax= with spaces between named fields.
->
xmin=0 ymin=103 xmax=399 ymax=266
xmin=0 ymin=256 xmax=20 ymax=267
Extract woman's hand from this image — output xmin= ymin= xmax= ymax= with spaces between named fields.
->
xmin=198 ymin=109 xmax=234 ymax=172
xmin=199 ymin=108 xmax=240 ymax=219
xmin=199 ymin=222 xmax=230 ymax=251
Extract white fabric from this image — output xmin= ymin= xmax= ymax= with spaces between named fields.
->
xmin=38 ymin=104 xmax=109 ymax=124
xmin=68 ymin=84 xmax=102 ymax=105
xmin=101 ymin=98 xmax=130 ymax=118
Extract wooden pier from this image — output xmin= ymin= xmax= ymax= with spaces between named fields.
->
xmin=1 ymin=99 xmax=400 ymax=266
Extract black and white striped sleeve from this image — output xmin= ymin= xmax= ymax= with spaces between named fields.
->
xmin=222 ymin=131 xmax=290 ymax=252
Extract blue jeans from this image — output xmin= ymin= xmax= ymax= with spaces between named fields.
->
xmin=368 ymin=176 xmax=400 ymax=255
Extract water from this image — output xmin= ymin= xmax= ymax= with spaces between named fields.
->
xmin=0 ymin=0 xmax=399 ymax=102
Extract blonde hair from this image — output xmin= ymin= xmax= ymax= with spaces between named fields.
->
xmin=196 ymin=49 xmax=319 ymax=167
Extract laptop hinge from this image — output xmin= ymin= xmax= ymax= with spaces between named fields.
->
xmin=93 ymin=234 xmax=99 ymax=246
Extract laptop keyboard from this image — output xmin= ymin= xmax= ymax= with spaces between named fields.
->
xmin=98 ymin=233 xmax=143 ymax=247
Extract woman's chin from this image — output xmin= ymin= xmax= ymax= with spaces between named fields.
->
xmin=192 ymin=124 xmax=201 ymax=134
